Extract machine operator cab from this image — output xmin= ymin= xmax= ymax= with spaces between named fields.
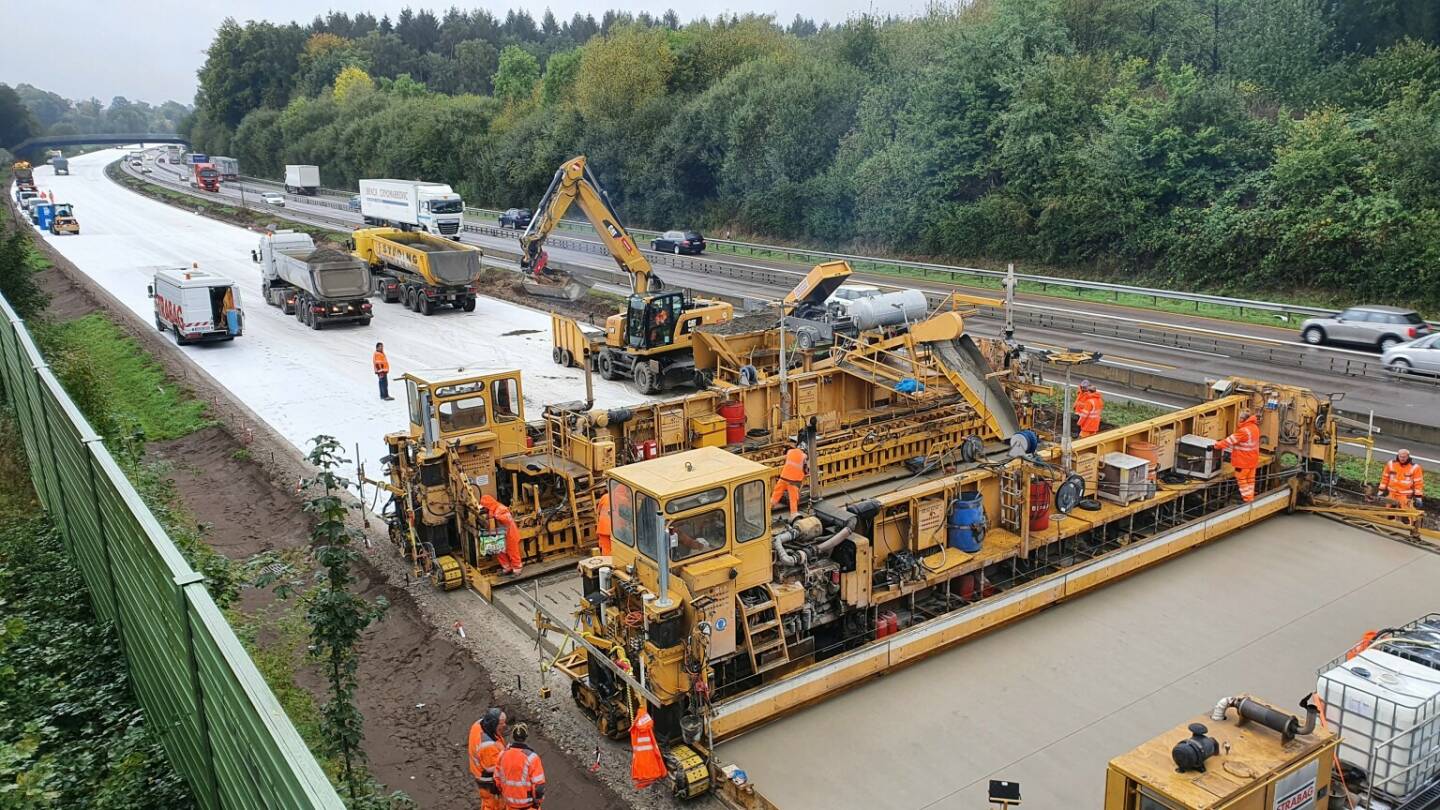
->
xmin=592 ymin=447 xmax=775 ymax=665
xmin=398 ymin=370 xmax=528 ymax=458
xmin=605 ymin=292 xmax=734 ymax=356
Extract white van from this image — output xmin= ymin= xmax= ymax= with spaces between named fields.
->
xmin=149 ymin=266 xmax=244 ymax=344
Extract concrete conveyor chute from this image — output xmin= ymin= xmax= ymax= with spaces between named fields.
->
xmin=912 ymin=312 xmax=1022 ymax=438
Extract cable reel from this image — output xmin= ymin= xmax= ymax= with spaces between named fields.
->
xmin=1054 ymin=473 xmax=1087 ymax=514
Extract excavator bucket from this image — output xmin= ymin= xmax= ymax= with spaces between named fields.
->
xmin=521 ymin=271 xmax=593 ymax=302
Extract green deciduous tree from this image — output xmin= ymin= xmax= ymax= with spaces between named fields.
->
xmin=492 ymin=44 xmax=540 ymax=103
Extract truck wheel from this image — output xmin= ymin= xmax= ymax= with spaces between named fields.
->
xmin=359 ymin=318 xmax=372 ymax=326
xmin=420 ymin=296 xmax=434 ymax=316
xmin=462 ymin=297 xmax=476 ymax=312
xmin=561 ymin=349 xmax=574 ymax=368
xmin=553 ymin=347 xmax=565 ymax=365
xmin=155 ymin=316 xmax=166 ymax=332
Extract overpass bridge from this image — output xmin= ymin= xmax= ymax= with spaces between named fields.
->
xmin=11 ymin=132 xmax=187 ymax=157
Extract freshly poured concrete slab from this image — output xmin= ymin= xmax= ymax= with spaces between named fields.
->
xmin=721 ymin=515 xmax=1440 ymax=809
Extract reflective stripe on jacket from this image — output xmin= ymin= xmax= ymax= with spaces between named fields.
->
xmin=497 ymin=744 xmax=546 ymax=807
xmin=780 ymin=447 xmax=807 ymax=482
xmin=373 ymin=351 xmax=390 ymax=375
xmin=1382 ymin=460 xmax=1424 ymax=496
xmin=630 ymin=706 xmax=667 ymax=789
xmin=1075 ymin=390 xmax=1103 ymax=433
xmin=1216 ymin=415 xmax=1261 ymax=469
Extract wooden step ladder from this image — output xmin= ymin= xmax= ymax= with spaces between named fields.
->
xmin=738 ymin=587 xmax=790 ymax=675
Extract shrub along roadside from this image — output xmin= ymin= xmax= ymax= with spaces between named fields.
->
xmin=0 ymin=410 xmax=192 ymax=809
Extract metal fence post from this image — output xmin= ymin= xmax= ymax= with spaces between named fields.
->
xmin=179 ymin=578 xmax=223 ymax=810
xmin=87 ymin=440 xmax=124 ymax=630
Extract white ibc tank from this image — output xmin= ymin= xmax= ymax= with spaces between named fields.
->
xmin=1317 ymin=647 xmax=1440 ymax=797
xmin=847 ymin=289 xmax=929 ymax=332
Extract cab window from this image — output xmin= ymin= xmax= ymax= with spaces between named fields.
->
xmin=667 ymin=509 xmax=727 ymax=562
xmin=610 ymin=481 xmax=635 ymax=546
xmin=734 ymin=481 xmax=767 ymax=542
xmin=491 ymin=377 xmax=519 ymax=421
xmin=666 ymin=487 xmax=725 ymax=513
xmin=636 ymin=493 xmax=661 ymax=559
xmin=406 ymin=380 xmax=423 ymax=428
xmin=438 ymin=396 xmax=487 ymax=432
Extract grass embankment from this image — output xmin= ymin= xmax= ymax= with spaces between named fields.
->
xmin=0 ymin=413 xmax=192 ymax=808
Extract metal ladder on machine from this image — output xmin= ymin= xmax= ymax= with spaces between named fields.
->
xmin=738 ymin=587 xmax=790 ymax=675
xmin=998 ymin=464 xmax=1024 ymax=533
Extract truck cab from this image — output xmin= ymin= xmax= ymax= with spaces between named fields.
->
xmin=416 ymin=184 xmax=464 ymax=237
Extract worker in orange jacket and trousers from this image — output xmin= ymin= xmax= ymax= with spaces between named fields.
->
xmin=1074 ymin=381 xmax=1103 ymax=438
xmin=1380 ymin=449 xmax=1425 ymax=510
xmin=373 ymin=342 xmax=393 ymax=401
xmin=770 ymin=440 xmax=808 ymax=519
xmin=1215 ymin=409 xmax=1261 ymax=502
xmin=468 ymin=708 xmax=507 ymax=810
xmin=595 ymin=490 xmax=612 ymax=555
xmin=479 ymin=493 xmax=523 ymax=575
xmin=496 ymin=723 xmax=545 ymax=808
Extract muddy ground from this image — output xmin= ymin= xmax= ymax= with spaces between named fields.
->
xmin=28 ymin=243 xmax=632 ymax=808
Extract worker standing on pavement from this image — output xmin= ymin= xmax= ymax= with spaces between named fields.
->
xmin=373 ymin=342 xmax=393 ymax=401
xmin=1380 ymin=449 xmax=1425 ymax=510
xmin=1075 ymin=381 xmax=1103 ymax=438
xmin=1214 ymin=408 xmax=1261 ymax=503
xmin=769 ymin=438 xmax=808 ymax=520
xmin=595 ymin=490 xmax=612 ymax=556
xmin=480 ymin=493 xmax=523 ymax=575
xmin=468 ymin=708 xmax=507 ymax=810
xmin=496 ymin=723 xmax=546 ymax=808
xmin=630 ymin=703 xmax=667 ymax=790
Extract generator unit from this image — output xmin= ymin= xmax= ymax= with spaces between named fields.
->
xmin=1176 ymin=434 xmax=1220 ymax=479
xmin=1099 ymin=452 xmax=1150 ymax=504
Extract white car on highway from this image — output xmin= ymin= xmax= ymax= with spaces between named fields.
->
xmin=826 ymin=284 xmax=882 ymax=317
xmin=1383 ymin=334 xmax=1440 ymax=376
xmin=261 ymin=192 xmax=285 ymax=207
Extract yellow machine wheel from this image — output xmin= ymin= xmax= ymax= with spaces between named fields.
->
xmin=666 ymin=744 xmax=710 ymax=799
xmin=430 ymin=554 xmax=463 ymax=591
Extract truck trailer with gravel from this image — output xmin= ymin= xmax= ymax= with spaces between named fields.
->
xmin=252 ymin=230 xmax=373 ymax=329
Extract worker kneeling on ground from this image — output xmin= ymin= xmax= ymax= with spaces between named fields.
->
xmin=468 ymin=708 xmax=507 ymax=810
xmin=1380 ymin=449 xmax=1425 ymax=510
xmin=1214 ymin=408 xmax=1261 ymax=503
xmin=480 ymin=493 xmax=523 ymax=575
xmin=1074 ymin=380 xmax=1103 ymax=438
xmin=770 ymin=439 xmax=808 ymax=519
xmin=496 ymin=723 xmax=545 ymax=808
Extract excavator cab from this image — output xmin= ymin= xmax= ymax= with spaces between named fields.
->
xmin=626 ymin=292 xmax=687 ymax=350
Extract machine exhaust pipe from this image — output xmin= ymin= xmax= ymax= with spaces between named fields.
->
xmin=1210 ymin=695 xmax=1317 ymax=742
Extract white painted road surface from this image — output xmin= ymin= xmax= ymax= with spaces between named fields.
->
xmin=27 ymin=149 xmax=646 ymax=484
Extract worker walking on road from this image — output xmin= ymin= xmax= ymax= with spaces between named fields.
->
xmin=770 ymin=439 xmax=808 ymax=520
xmin=1380 ymin=449 xmax=1425 ymax=510
xmin=480 ymin=493 xmax=523 ymax=575
xmin=595 ymin=490 xmax=613 ymax=556
xmin=1214 ymin=408 xmax=1261 ymax=503
xmin=1074 ymin=381 xmax=1104 ymax=438
xmin=496 ymin=723 xmax=545 ymax=808
xmin=468 ymin=708 xmax=507 ymax=810
xmin=373 ymin=342 xmax=393 ymax=401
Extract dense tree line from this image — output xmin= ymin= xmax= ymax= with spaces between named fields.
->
xmin=188 ymin=0 xmax=1440 ymax=305
xmin=0 ymin=83 xmax=189 ymax=150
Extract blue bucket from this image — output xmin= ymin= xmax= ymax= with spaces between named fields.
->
xmin=948 ymin=492 xmax=985 ymax=552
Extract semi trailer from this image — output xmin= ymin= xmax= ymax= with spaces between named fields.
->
xmin=252 ymin=230 xmax=373 ymax=329
xmin=284 ymin=164 xmax=320 ymax=195
xmin=357 ymin=178 xmax=464 ymax=238
xmin=350 ymin=227 xmax=480 ymax=314
xmin=211 ymin=156 xmax=239 ymax=180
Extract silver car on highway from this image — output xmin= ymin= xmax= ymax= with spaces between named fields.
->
xmin=1383 ymin=334 xmax=1440 ymax=375
xmin=1300 ymin=305 xmax=1430 ymax=351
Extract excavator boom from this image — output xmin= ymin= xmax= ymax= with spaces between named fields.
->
xmin=521 ymin=155 xmax=657 ymax=295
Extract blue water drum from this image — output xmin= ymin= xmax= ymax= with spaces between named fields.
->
xmin=948 ymin=492 xmax=986 ymax=552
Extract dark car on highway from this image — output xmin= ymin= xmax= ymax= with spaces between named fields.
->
xmin=651 ymin=229 xmax=706 ymax=255
xmin=499 ymin=208 xmax=532 ymax=229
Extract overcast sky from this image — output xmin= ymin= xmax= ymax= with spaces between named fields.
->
xmin=1 ymin=0 xmax=903 ymax=106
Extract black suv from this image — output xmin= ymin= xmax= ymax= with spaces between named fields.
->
xmin=499 ymin=208 xmax=533 ymax=229
xmin=651 ymin=230 xmax=706 ymax=255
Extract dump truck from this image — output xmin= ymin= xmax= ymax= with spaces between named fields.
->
xmin=149 ymin=266 xmax=243 ymax=344
xmin=357 ymin=178 xmax=464 ymax=238
xmin=49 ymin=203 xmax=78 ymax=235
xmin=252 ymin=230 xmax=373 ymax=329
xmin=186 ymin=162 xmax=220 ymax=191
xmin=284 ymin=164 xmax=320 ymax=195
xmin=51 ymin=156 xmax=69 ymax=176
xmin=12 ymin=161 xmax=35 ymax=191
xmin=350 ymin=227 xmax=480 ymax=314
xmin=211 ymin=156 xmax=239 ymax=181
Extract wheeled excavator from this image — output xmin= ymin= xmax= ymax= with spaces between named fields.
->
xmin=520 ymin=156 xmax=734 ymax=394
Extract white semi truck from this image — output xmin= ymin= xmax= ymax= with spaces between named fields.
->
xmin=358 ymin=178 xmax=464 ymax=239
xmin=251 ymin=231 xmax=373 ymax=329
xmin=149 ymin=266 xmax=243 ymax=344
xmin=211 ymin=156 xmax=239 ymax=181
xmin=284 ymin=164 xmax=321 ymax=195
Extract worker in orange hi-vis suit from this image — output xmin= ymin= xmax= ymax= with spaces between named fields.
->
xmin=1379 ymin=448 xmax=1425 ymax=510
xmin=468 ymin=708 xmax=507 ymax=810
xmin=595 ymin=490 xmax=613 ymax=556
xmin=479 ymin=493 xmax=523 ymax=575
xmin=769 ymin=439 xmax=808 ymax=519
xmin=1214 ymin=409 xmax=1261 ymax=503
xmin=496 ymin=724 xmax=545 ymax=808
xmin=1074 ymin=380 xmax=1104 ymax=438
xmin=630 ymin=704 xmax=668 ymax=790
